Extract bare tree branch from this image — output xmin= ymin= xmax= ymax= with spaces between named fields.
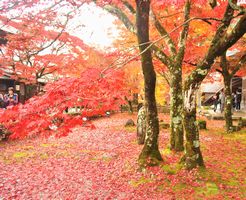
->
xmin=176 ymin=0 xmax=191 ymax=66
xmin=231 ymin=53 xmax=246 ymax=76
xmin=157 ymin=71 xmax=170 ymax=86
xmin=121 ymin=0 xmax=136 ymax=14
xmin=159 ymin=11 xmax=184 ymax=19
xmin=103 ymin=4 xmax=136 ymax=33
xmin=150 ymin=9 xmax=177 ymax=57
xmin=29 ymin=12 xmax=72 ymax=57
xmin=100 ymin=2 xmax=172 ymax=68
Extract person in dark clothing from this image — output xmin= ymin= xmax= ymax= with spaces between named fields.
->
xmin=232 ymin=92 xmax=236 ymax=109
xmin=4 ymin=87 xmax=18 ymax=107
xmin=235 ymin=90 xmax=242 ymax=111
xmin=213 ymin=93 xmax=219 ymax=112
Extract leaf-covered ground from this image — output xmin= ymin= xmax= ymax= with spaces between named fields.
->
xmin=0 ymin=113 xmax=245 ymax=199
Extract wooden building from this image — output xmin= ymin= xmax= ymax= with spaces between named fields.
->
xmin=198 ymin=47 xmax=246 ymax=112
xmin=0 ymin=75 xmax=34 ymax=104
xmin=0 ymin=29 xmax=37 ymax=103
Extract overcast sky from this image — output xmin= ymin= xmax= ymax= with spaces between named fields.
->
xmin=67 ymin=3 xmax=121 ymax=50
xmin=0 ymin=2 xmax=121 ymax=50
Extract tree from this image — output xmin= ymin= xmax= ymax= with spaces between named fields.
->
xmin=0 ymin=8 xmax=71 ymax=83
xmin=182 ymin=1 xmax=246 ymax=169
xmin=0 ymin=12 xmax=113 ymax=89
xmin=1 ymin=0 xmax=245 ymax=170
xmin=95 ymin=0 xmax=229 ymax=152
xmin=0 ymin=67 xmax=126 ymax=139
xmin=0 ymin=0 xmax=191 ymax=153
xmin=135 ymin=0 xmax=163 ymax=166
xmin=96 ymin=0 xmax=190 ymax=151
xmin=217 ymin=46 xmax=246 ymax=132
xmin=123 ymin=65 xmax=141 ymax=114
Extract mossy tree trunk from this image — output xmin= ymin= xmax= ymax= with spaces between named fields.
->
xmin=183 ymin=86 xmax=204 ymax=170
xmin=220 ymin=54 xmax=233 ymax=132
xmin=224 ymin=76 xmax=233 ymax=132
xmin=170 ymin=68 xmax=184 ymax=151
xmin=169 ymin=0 xmax=191 ymax=152
xmin=135 ymin=0 xmax=163 ymax=166
xmin=182 ymin=3 xmax=245 ymax=170
xmin=219 ymin=52 xmax=246 ymax=132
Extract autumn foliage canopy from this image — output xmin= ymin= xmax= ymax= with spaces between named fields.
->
xmin=0 ymin=68 xmax=126 ymax=139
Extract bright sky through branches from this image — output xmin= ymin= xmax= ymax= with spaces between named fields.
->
xmin=0 ymin=2 xmax=120 ymax=50
xmin=67 ymin=3 xmax=120 ymax=50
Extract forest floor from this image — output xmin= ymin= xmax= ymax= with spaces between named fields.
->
xmin=0 ymin=113 xmax=245 ymax=199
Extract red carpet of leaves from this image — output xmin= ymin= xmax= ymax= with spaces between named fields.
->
xmin=0 ymin=113 xmax=245 ymax=199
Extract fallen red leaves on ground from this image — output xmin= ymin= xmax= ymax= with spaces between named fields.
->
xmin=0 ymin=113 xmax=245 ymax=199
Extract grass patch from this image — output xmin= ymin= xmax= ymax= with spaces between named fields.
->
xmin=222 ymin=129 xmax=246 ymax=144
xmin=40 ymin=153 xmax=49 ymax=159
xmin=124 ymin=161 xmax=135 ymax=172
xmin=40 ymin=143 xmax=59 ymax=148
xmin=226 ymin=179 xmax=239 ymax=186
xmin=160 ymin=148 xmax=171 ymax=156
xmin=22 ymin=145 xmax=34 ymax=150
xmin=80 ymin=149 xmax=93 ymax=153
xmin=54 ymin=151 xmax=70 ymax=158
xmin=173 ymin=183 xmax=187 ymax=191
xmin=12 ymin=152 xmax=29 ymax=158
xmin=198 ymin=168 xmax=222 ymax=183
xmin=124 ymin=126 xmax=136 ymax=132
xmin=101 ymin=156 xmax=113 ymax=162
xmin=156 ymin=184 xmax=165 ymax=192
xmin=129 ymin=176 xmax=152 ymax=188
xmin=131 ymin=140 xmax=138 ymax=145
xmin=161 ymin=164 xmax=180 ymax=175
xmin=195 ymin=182 xmax=219 ymax=197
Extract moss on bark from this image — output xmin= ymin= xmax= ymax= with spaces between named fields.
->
xmin=170 ymin=69 xmax=184 ymax=152
xmin=224 ymin=78 xmax=233 ymax=132
xmin=182 ymin=92 xmax=204 ymax=170
xmin=136 ymin=0 xmax=163 ymax=167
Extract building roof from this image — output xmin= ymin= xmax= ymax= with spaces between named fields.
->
xmin=201 ymin=82 xmax=223 ymax=93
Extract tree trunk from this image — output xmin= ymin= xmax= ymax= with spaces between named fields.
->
xmin=169 ymin=0 xmax=190 ymax=152
xmin=220 ymin=53 xmax=234 ymax=132
xmin=182 ymin=86 xmax=204 ymax=170
xmin=124 ymin=96 xmax=133 ymax=113
xmin=128 ymin=100 xmax=133 ymax=113
xmin=181 ymin=3 xmax=245 ymax=170
xmin=170 ymin=69 xmax=184 ymax=151
xmin=137 ymin=106 xmax=146 ymax=145
xmin=136 ymin=0 xmax=163 ymax=167
xmin=223 ymin=75 xmax=233 ymax=132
